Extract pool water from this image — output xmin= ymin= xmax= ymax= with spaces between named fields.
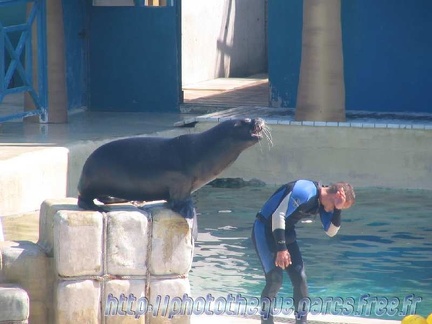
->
xmin=190 ymin=185 xmax=432 ymax=320
xmin=1 ymin=185 xmax=430 ymax=320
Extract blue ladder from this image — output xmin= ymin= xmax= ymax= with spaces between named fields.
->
xmin=0 ymin=0 xmax=48 ymax=123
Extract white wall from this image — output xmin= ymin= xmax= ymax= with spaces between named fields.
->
xmin=194 ymin=122 xmax=432 ymax=190
xmin=182 ymin=0 xmax=267 ymax=85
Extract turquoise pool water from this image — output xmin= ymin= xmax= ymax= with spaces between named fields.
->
xmin=189 ymin=185 xmax=432 ymax=320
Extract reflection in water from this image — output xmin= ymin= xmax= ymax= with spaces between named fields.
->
xmin=191 ymin=186 xmax=432 ymax=320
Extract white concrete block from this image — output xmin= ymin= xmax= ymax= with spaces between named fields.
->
xmin=0 ymin=241 xmax=50 ymax=302
xmin=106 ymin=208 xmax=149 ymax=276
xmin=104 ymin=279 xmax=146 ymax=324
xmin=148 ymin=206 xmax=194 ymax=276
xmin=54 ymin=210 xmax=103 ymax=277
xmin=56 ymin=280 xmax=100 ymax=324
xmin=29 ymin=300 xmax=50 ymax=324
xmin=0 ymin=147 xmax=68 ymax=216
xmin=0 ymin=284 xmax=29 ymax=322
xmin=148 ymin=278 xmax=191 ymax=324
xmin=0 ymin=217 xmax=4 ymax=241
xmin=38 ymin=198 xmax=80 ymax=256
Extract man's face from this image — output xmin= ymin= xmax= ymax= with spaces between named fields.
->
xmin=334 ymin=188 xmax=352 ymax=210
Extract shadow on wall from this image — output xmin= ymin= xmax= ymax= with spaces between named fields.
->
xmin=215 ymin=0 xmax=267 ymax=78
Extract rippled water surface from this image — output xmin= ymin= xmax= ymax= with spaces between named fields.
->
xmin=190 ymin=185 xmax=432 ymax=320
xmin=2 ymin=185 xmax=430 ymax=320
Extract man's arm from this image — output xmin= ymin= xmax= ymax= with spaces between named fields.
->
xmin=321 ymin=209 xmax=341 ymax=237
xmin=270 ymin=194 xmax=293 ymax=269
xmin=271 ymin=195 xmax=289 ymax=251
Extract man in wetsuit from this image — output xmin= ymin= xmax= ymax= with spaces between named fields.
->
xmin=252 ymin=180 xmax=355 ymax=324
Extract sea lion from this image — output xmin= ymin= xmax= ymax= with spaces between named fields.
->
xmin=77 ymin=118 xmax=268 ymax=219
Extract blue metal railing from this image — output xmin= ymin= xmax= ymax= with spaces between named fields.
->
xmin=0 ymin=0 xmax=48 ymax=123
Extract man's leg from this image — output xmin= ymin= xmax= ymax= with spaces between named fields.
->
xmin=286 ymin=240 xmax=308 ymax=324
xmin=261 ymin=268 xmax=283 ymax=324
xmin=252 ymin=220 xmax=282 ymax=324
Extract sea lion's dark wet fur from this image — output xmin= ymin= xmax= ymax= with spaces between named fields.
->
xmin=77 ymin=118 xmax=266 ymax=216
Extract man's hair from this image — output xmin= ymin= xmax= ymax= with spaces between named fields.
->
xmin=328 ymin=182 xmax=356 ymax=205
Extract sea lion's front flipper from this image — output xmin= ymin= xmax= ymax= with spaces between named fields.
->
xmin=191 ymin=211 xmax=198 ymax=241
xmin=169 ymin=197 xmax=198 ymax=241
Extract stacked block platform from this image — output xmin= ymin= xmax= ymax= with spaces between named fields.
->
xmin=0 ymin=198 xmax=194 ymax=323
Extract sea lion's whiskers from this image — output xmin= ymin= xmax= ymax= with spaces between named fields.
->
xmin=262 ymin=124 xmax=273 ymax=149
xmin=256 ymin=124 xmax=273 ymax=152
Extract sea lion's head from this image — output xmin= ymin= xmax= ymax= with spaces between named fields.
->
xmin=217 ymin=117 xmax=270 ymax=148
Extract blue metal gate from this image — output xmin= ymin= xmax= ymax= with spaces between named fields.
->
xmin=89 ymin=0 xmax=181 ymax=112
xmin=0 ymin=0 xmax=48 ymax=123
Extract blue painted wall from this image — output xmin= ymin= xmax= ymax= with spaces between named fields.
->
xmin=62 ymin=0 xmax=89 ymax=110
xmin=342 ymin=0 xmax=432 ymax=112
xmin=269 ymin=0 xmax=432 ymax=113
xmin=268 ymin=0 xmax=302 ymax=108
xmin=89 ymin=6 xmax=181 ymax=112
xmin=60 ymin=2 xmax=181 ymax=112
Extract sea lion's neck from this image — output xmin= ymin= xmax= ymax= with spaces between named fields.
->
xmin=188 ymin=133 xmax=242 ymax=190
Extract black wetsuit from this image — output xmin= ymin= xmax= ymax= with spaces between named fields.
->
xmin=251 ymin=180 xmax=341 ymax=324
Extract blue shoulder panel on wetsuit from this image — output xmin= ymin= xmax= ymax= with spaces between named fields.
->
xmin=259 ymin=185 xmax=287 ymax=220
xmin=286 ymin=180 xmax=318 ymax=217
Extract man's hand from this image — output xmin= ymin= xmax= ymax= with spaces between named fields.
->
xmin=275 ymin=250 xmax=292 ymax=269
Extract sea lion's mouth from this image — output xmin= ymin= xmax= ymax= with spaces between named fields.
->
xmin=250 ymin=118 xmax=273 ymax=147
xmin=251 ymin=118 xmax=265 ymax=138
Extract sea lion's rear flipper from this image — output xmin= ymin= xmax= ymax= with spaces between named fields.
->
xmin=97 ymin=196 xmax=129 ymax=205
xmin=77 ymin=195 xmax=108 ymax=212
